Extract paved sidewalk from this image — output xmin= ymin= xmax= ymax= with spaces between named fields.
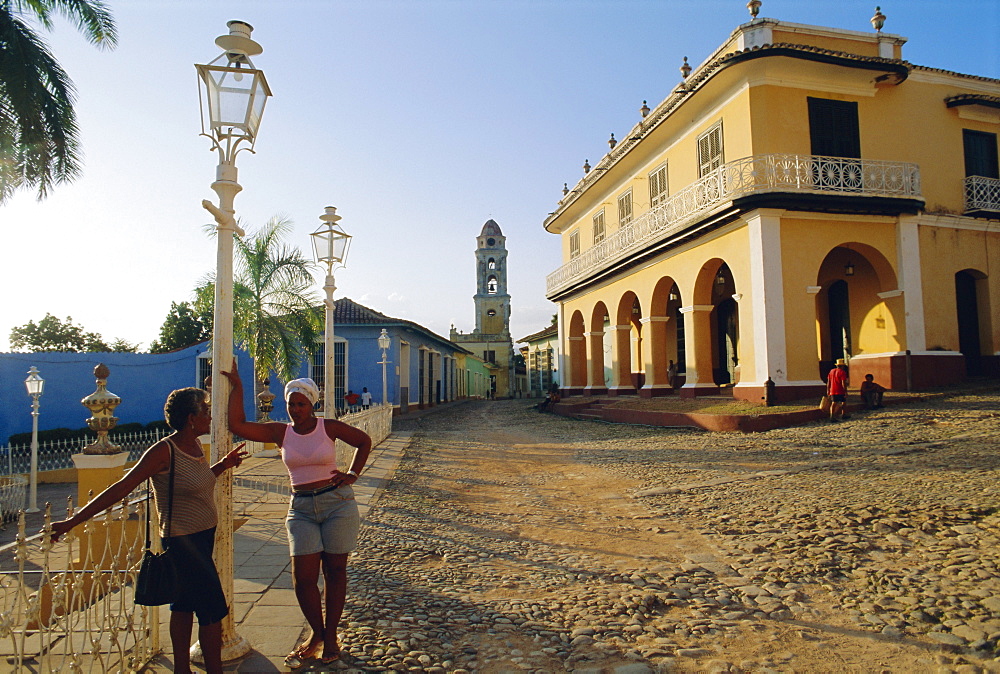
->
xmin=146 ymin=429 xmax=414 ymax=672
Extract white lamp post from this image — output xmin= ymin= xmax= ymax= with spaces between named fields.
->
xmin=311 ymin=206 xmax=352 ymax=419
xmin=377 ymin=328 xmax=391 ymax=406
xmin=196 ymin=19 xmax=270 ymax=662
xmin=24 ymin=367 xmax=44 ymax=513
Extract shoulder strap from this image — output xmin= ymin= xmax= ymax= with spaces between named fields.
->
xmin=145 ymin=439 xmax=176 ymax=548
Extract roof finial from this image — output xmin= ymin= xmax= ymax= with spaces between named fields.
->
xmin=640 ymin=100 xmax=650 ymax=118
xmin=608 ymin=133 xmax=617 ymax=150
xmin=562 ymin=182 xmax=569 ymax=196
xmin=680 ymin=56 xmax=691 ymax=79
xmin=747 ymin=0 xmax=762 ymax=19
xmin=871 ymin=6 xmax=886 ymax=31
xmin=583 ymin=159 xmax=591 ymax=174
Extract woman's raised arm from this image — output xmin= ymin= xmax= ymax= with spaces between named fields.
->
xmin=220 ymin=360 xmax=285 ymax=444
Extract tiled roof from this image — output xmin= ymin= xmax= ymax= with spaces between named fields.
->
xmin=331 ymin=297 xmax=395 ymax=324
xmin=518 ymin=323 xmax=558 ymax=344
xmin=329 ymin=297 xmax=472 ymax=354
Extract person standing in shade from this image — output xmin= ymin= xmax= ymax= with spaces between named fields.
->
xmin=360 ymin=387 xmax=372 ymax=410
xmin=50 ymin=388 xmax=246 ymax=674
xmin=826 ymin=358 xmax=850 ymax=422
xmin=221 ymin=361 xmax=371 ymax=668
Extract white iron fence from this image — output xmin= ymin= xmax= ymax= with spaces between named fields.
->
xmin=964 ymin=175 xmax=1000 ymax=212
xmin=241 ymin=403 xmax=394 ymax=469
xmin=0 ymin=492 xmax=161 ymax=672
xmin=546 ymin=153 xmax=922 ymax=296
xmin=1 ymin=428 xmax=172 ymax=477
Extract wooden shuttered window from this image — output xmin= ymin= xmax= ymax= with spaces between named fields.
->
xmin=698 ymin=123 xmax=724 ymax=177
xmin=808 ymin=97 xmax=861 ymax=158
xmin=617 ymin=191 xmax=632 ymax=226
xmin=964 ymin=130 xmax=999 ymax=178
xmin=649 ymin=164 xmax=668 ymax=207
xmin=592 ymin=211 xmax=605 ymax=244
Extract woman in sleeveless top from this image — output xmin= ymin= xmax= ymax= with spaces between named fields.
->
xmin=220 ymin=360 xmax=371 ymax=668
xmin=50 ymin=387 xmax=247 ymax=674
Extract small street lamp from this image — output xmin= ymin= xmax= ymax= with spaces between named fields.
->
xmin=377 ymin=328 xmax=391 ymax=406
xmin=196 ymin=19 xmax=271 ymax=662
xmin=24 ymin=367 xmax=44 ymax=513
xmin=311 ymin=206 xmax=352 ymax=419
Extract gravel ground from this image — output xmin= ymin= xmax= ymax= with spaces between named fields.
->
xmin=325 ymin=389 xmax=1000 ymax=674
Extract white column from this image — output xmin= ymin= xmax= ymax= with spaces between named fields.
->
xmin=897 ymin=216 xmax=927 ymax=352
xmin=742 ymin=209 xmax=788 ymax=387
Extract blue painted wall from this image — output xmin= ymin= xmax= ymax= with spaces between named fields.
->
xmin=1 ymin=322 xmax=466 ymax=443
xmin=0 ymin=344 xmax=254 ymax=443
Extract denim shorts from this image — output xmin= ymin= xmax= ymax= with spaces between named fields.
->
xmin=286 ymin=485 xmax=360 ymax=556
xmin=162 ymin=527 xmax=229 ymax=626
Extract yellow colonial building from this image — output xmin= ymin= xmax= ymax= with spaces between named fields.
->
xmin=544 ymin=7 xmax=1000 ymax=404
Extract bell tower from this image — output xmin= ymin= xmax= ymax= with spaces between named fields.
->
xmin=450 ymin=219 xmax=515 ymax=398
xmin=474 ymin=219 xmax=510 ymax=337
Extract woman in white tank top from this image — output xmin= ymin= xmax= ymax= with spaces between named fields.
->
xmin=221 ymin=360 xmax=371 ymax=668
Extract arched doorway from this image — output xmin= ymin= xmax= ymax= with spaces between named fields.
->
xmin=828 ymin=279 xmax=852 ymax=363
xmin=715 ymin=298 xmax=738 ymax=385
xmin=711 ymin=263 xmax=738 ymax=386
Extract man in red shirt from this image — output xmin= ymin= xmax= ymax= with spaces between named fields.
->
xmin=826 ymin=359 xmax=850 ymax=422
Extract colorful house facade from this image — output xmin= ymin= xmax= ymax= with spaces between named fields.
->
xmin=518 ymin=323 xmax=559 ymax=398
xmin=543 ymin=8 xmax=1000 ymax=403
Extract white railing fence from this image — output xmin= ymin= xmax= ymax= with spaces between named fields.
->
xmin=546 ymin=153 xmax=921 ymax=295
xmin=1 ymin=428 xmax=172 ymax=477
xmin=0 ymin=492 xmax=160 ymax=672
xmin=964 ymin=175 xmax=1000 ymax=212
xmin=241 ymin=403 xmax=394 ymax=467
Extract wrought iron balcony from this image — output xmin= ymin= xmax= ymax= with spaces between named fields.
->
xmin=964 ymin=175 xmax=1000 ymax=213
xmin=546 ymin=153 xmax=921 ymax=297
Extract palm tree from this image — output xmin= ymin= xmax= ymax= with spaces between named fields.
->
xmin=0 ymin=0 xmax=117 ymax=203
xmin=201 ymin=215 xmax=323 ymax=393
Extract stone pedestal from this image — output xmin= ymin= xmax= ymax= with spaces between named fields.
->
xmin=72 ymin=452 xmax=128 ymax=506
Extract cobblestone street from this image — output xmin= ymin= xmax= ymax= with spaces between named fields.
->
xmin=334 ymin=391 xmax=1000 ymax=673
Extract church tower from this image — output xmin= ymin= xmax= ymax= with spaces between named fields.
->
xmin=451 ymin=219 xmax=515 ymax=397
xmin=474 ymin=220 xmax=511 ymax=337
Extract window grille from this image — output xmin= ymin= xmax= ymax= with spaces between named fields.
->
xmin=649 ymin=164 xmax=668 ymax=207
xmin=617 ymin=192 xmax=632 ymax=226
xmin=698 ymin=122 xmax=724 ymax=177
xmin=808 ymin=98 xmax=860 ymax=159
xmin=593 ymin=210 xmax=606 ymax=244
xmin=196 ymin=355 xmax=211 ymax=390
xmin=569 ymin=230 xmax=580 ymax=259
xmin=310 ymin=341 xmax=347 ymax=411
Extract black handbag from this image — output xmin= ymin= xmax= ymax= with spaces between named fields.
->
xmin=135 ymin=441 xmax=177 ymax=606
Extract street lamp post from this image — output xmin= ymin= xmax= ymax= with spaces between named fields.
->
xmin=310 ymin=206 xmax=352 ymax=419
xmin=23 ymin=367 xmax=44 ymax=513
xmin=196 ymin=19 xmax=271 ymax=662
xmin=378 ymin=328 xmax=391 ymax=406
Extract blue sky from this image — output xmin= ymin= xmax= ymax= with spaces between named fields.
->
xmin=1 ymin=0 xmax=998 ymax=353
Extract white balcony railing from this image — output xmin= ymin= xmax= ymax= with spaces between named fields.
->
xmin=964 ymin=175 xmax=1000 ymax=213
xmin=546 ymin=153 xmax=921 ymax=296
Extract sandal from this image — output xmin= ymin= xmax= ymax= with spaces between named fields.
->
xmin=318 ymin=645 xmax=341 ymax=664
xmin=284 ymin=640 xmax=323 ymax=669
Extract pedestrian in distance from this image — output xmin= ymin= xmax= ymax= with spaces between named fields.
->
xmin=360 ymin=387 xmax=372 ymax=409
xmin=50 ymin=387 xmax=247 ymax=674
xmin=826 ymin=358 xmax=850 ymax=422
xmin=860 ymin=373 xmax=886 ymax=409
xmin=220 ymin=361 xmax=371 ymax=668
xmin=344 ymin=390 xmax=360 ymax=410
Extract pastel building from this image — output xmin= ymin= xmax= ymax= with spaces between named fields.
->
xmin=543 ymin=6 xmax=1000 ymax=403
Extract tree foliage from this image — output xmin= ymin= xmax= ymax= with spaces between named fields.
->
xmin=199 ymin=216 xmax=322 ymax=385
xmin=149 ymin=301 xmax=211 ymax=353
xmin=0 ymin=0 xmax=117 ymax=203
xmin=8 ymin=313 xmax=137 ymax=352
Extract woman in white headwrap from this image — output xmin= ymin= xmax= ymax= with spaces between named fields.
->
xmin=221 ymin=360 xmax=371 ymax=668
